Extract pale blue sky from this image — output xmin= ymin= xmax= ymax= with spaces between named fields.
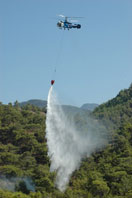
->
xmin=0 ymin=0 xmax=132 ymax=106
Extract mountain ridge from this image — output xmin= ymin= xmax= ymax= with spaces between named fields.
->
xmin=18 ymin=99 xmax=98 ymax=112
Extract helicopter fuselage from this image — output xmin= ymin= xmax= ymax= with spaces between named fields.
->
xmin=57 ymin=20 xmax=81 ymax=30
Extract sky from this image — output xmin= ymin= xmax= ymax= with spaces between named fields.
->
xmin=0 ymin=0 xmax=132 ymax=107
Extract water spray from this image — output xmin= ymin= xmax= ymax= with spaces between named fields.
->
xmin=46 ymin=87 xmax=108 ymax=191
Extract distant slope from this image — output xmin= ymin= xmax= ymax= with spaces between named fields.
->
xmin=19 ymin=100 xmax=98 ymax=112
xmin=19 ymin=99 xmax=47 ymax=108
xmin=81 ymin=103 xmax=99 ymax=111
xmin=19 ymin=99 xmax=93 ymax=114
xmin=62 ymin=105 xmax=90 ymax=114
xmin=61 ymin=105 xmax=90 ymax=121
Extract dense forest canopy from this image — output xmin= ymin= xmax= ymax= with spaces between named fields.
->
xmin=0 ymin=84 xmax=132 ymax=198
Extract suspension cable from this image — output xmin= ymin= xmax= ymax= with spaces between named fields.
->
xmin=51 ymin=30 xmax=65 ymax=85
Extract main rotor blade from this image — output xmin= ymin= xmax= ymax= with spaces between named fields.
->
xmin=58 ymin=15 xmax=84 ymax=19
xmin=58 ymin=14 xmax=65 ymax=18
xmin=67 ymin=16 xmax=84 ymax=19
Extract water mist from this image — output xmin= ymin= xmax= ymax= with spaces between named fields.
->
xmin=46 ymin=87 xmax=108 ymax=191
xmin=0 ymin=176 xmax=35 ymax=192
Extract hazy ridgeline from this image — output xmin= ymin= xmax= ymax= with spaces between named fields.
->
xmin=46 ymin=87 xmax=108 ymax=191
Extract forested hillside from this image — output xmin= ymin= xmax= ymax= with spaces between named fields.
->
xmin=93 ymin=83 xmax=132 ymax=129
xmin=0 ymin=84 xmax=132 ymax=198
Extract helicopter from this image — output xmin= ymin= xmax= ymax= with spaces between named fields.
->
xmin=50 ymin=15 xmax=82 ymax=86
xmin=57 ymin=15 xmax=82 ymax=30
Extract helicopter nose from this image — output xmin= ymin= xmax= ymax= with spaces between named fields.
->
xmin=57 ymin=22 xmax=61 ymax=27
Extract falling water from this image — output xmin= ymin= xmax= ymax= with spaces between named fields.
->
xmin=46 ymin=87 xmax=108 ymax=191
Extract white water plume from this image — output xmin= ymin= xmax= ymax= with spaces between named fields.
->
xmin=46 ymin=87 xmax=108 ymax=192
